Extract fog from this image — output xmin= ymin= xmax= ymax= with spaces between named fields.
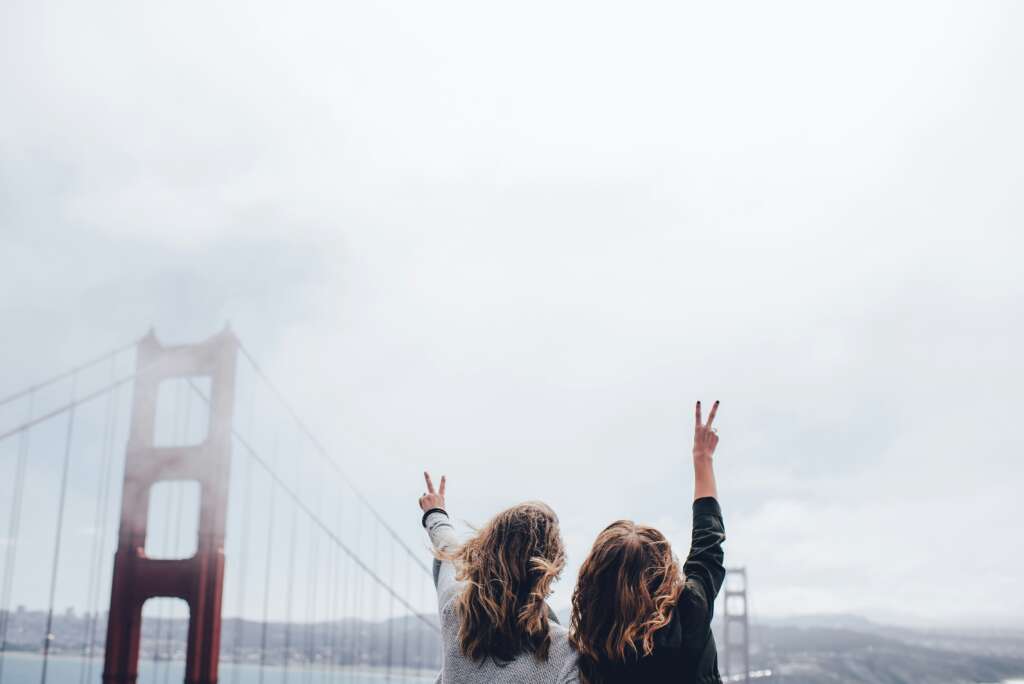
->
xmin=2 ymin=0 xmax=1022 ymax=627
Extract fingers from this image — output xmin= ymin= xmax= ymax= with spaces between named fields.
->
xmin=695 ymin=400 xmax=702 ymax=427
xmin=439 ymin=475 xmax=446 ymax=496
xmin=424 ymin=471 xmax=435 ymax=494
xmin=706 ymin=400 xmax=720 ymax=429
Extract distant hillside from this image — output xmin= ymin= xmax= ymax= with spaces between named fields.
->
xmin=732 ymin=616 xmax=1024 ymax=684
xmin=3 ymin=607 xmax=1022 ymax=683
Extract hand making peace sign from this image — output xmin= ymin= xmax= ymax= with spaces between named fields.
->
xmin=693 ymin=400 xmax=720 ymax=462
xmin=419 ymin=471 xmax=447 ymax=512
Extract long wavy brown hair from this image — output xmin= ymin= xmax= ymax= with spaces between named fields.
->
xmin=569 ymin=520 xmax=685 ymax=683
xmin=443 ymin=501 xmax=566 ymax=665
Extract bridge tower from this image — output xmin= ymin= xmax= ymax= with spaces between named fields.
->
xmin=722 ymin=566 xmax=750 ymax=683
xmin=103 ymin=328 xmax=238 ymax=684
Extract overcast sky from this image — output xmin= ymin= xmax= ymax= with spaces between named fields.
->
xmin=1 ymin=0 xmax=1022 ymax=628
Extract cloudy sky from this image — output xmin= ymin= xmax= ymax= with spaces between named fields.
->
xmin=1 ymin=0 xmax=1022 ymax=628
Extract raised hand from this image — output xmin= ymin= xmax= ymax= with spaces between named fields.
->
xmin=693 ymin=400 xmax=720 ymax=462
xmin=418 ymin=471 xmax=447 ymax=512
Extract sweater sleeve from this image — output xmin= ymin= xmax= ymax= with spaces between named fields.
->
xmin=679 ymin=497 xmax=726 ymax=637
xmin=423 ymin=509 xmax=464 ymax=610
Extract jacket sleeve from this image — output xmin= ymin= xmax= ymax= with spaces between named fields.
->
xmin=423 ymin=509 xmax=464 ymax=610
xmin=679 ymin=497 xmax=726 ymax=636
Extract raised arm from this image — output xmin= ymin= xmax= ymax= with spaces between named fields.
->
xmin=418 ymin=471 xmax=463 ymax=609
xmin=679 ymin=400 xmax=726 ymax=640
xmin=692 ymin=400 xmax=719 ymax=501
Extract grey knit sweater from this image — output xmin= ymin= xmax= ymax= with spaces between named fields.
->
xmin=423 ymin=509 xmax=579 ymax=684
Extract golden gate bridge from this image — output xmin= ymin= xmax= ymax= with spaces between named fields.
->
xmin=0 ymin=328 xmax=757 ymax=684
xmin=0 ymin=328 xmax=442 ymax=683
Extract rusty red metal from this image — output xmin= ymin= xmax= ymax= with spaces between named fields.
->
xmin=103 ymin=328 xmax=237 ymax=684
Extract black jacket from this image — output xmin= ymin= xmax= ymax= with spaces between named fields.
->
xmin=584 ymin=497 xmax=726 ymax=683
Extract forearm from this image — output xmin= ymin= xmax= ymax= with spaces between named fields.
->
xmin=423 ymin=509 xmax=459 ymax=553
xmin=693 ymin=455 xmax=718 ymax=501
xmin=422 ymin=509 xmax=463 ymax=607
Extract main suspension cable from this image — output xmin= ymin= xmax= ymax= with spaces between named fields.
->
xmin=0 ymin=340 xmax=134 ymax=409
xmin=236 ymin=344 xmax=431 ymax=575
xmin=185 ymin=379 xmax=440 ymax=632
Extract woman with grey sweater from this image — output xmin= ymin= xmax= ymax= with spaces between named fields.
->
xmin=418 ymin=473 xmax=578 ymax=683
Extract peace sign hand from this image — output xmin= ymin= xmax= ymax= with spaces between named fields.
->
xmin=693 ymin=400 xmax=720 ymax=462
xmin=418 ymin=471 xmax=447 ymax=512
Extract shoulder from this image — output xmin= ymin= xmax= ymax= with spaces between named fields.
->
xmin=546 ymin=622 xmax=579 ymax=678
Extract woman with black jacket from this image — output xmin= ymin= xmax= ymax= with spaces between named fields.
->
xmin=569 ymin=400 xmax=726 ymax=684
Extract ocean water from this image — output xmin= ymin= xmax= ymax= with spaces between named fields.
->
xmin=0 ymin=653 xmax=435 ymax=683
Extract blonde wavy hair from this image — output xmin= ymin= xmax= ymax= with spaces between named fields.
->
xmin=569 ymin=520 xmax=685 ymax=683
xmin=443 ymin=501 xmax=566 ymax=665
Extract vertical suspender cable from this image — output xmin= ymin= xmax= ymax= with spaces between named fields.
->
xmin=84 ymin=375 xmax=123 ymax=684
xmin=322 ymin=490 xmax=334 ymax=682
xmin=331 ymin=492 xmax=346 ymax=676
xmin=417 ymin=567 xmax=426 ymax=673
xmin=351 ymin=503 xmax=363 ymax=681
xmin=39 ymin=373 xmax=79 ymax=684
xmin=257 ymin=435 xmax=279 ymax=684
xmin=372 ymin=527 xmax=380 ymax=672
xmin=0 ymin=392 xmax=34 ymax=684
xmin=326 ymin=522 xmax=338 ymax=678
xmin=232 ymin=383 xmax=256 ymax=684
xmin=231 ymin=452 xmax=252 ymax=683
xmin=283 ymin=504 xmax=299 ymax=683
xmin=402 ymin=545 xmax=411 ymax=677
xmin=304 ymin=470 xmax=322 ymax=683
xmin=385 ymin=536 xmax=393 ymax=679
xmin=79 ymin=356 xmax=118 ymax=684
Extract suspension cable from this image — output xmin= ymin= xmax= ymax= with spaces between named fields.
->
xmin=386 ymin=536 xmax=395 ymax=681
xmin=237 ymin=344 xmax=431 ymax=575
xmin=185 ymin=379 xmax=440 ymax=633
xmin=39 ymin=373 xmax=79 ymax=684
xmin=331 ymin=492 xmax=346 ymax=675
xmin=257 ymin=436 xmax=279 ymax=684
xmin=283 ymin=503 xmax=298 ymax=682
xmin=241 ymin=426 xmax=439 ymax=632
xmin=0 ymin=340 xmax=134 ymax=409
xmin=79 ymin=357 xmax=118 ymax=684
xmin=352 ymin=502 xmax=363 ymax=674
xmin=0 ymin=374 xmax=135 ymax=445
xmin=232 ymin=386 xmax=256 ymax=681
xmin=83 ymin=376 xmax=121 ymax=684
xmin=303 ymin=466 xmax=322 ymax=681
xmin=402 ymin=543 xmax=411 ymax=678
xmin=326 ymin=519 xmax=338 ymax=677
xmin=0 ymin=392 xmax=33 ymax=684
xmin=231 ymin=439 xmax=253 ymax=683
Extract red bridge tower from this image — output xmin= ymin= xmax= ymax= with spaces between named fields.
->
xmin=103 ymin=329 xmax=237 ymax=684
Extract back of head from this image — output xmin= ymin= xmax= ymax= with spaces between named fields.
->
xmin=569 ymin=520 xmax=684 ymax=683
xmin=449 ymin=501 xmax=566 ymax=664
